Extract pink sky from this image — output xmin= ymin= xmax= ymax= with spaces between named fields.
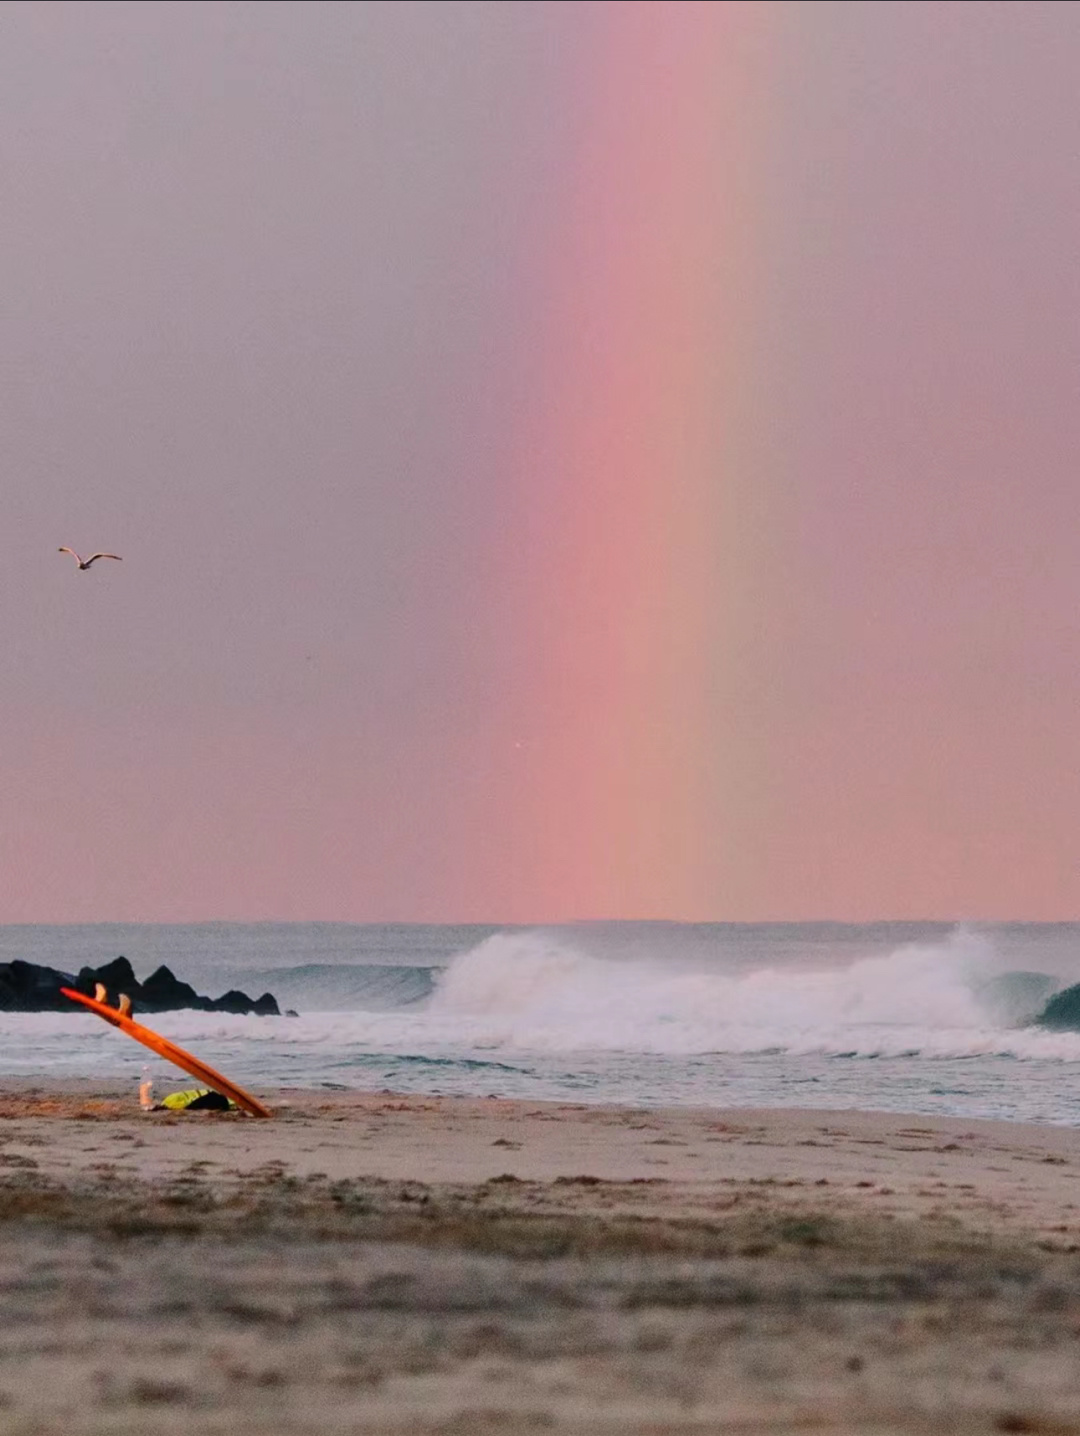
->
xmin=2 ymin=0 xmax=1079 ymax=922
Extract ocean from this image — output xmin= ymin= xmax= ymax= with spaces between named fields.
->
xmin=4 ymin=921 xmax=1080 ymax=1125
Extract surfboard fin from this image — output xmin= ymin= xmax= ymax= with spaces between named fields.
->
xmin=94 ymin=983 xmax=107 ymax=1004
xmin=117 ymin=993 xmax=132 ymax=1017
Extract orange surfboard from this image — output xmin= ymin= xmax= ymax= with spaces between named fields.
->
xmin=62 ymin=987 xmax=273 ymax=1118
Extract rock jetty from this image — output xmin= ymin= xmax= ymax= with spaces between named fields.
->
xmin=0 ymin=957 xmax=280 ymax=1016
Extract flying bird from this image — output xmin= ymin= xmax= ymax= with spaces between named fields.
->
xmin=57 ymin=548 xmax=122 ymax=570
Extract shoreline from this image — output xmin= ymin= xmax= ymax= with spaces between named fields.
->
xmin=1 ymin=1082 xmax=1078 ymax=1233
xmin=1 ymin=1085 xmax=1079 ymax=1431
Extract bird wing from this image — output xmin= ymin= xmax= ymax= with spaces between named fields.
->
xmin=83 ymin=553 xmax=122 ymax=565
xmin=57 ymin=547 xmax=81 ymax=562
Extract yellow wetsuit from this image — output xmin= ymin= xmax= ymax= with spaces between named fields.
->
xmin=160 ymin=1088 xmax=237 ymax=1112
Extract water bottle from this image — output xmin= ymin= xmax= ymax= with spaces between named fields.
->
xmin=139 ymin=1065 xmax=155 ymax=1112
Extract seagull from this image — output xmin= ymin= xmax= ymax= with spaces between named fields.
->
xmin=58 ymin=547 xmax=122 ymax=570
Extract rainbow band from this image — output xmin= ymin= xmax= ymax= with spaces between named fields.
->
xmin=504 ymin=2 xmax=774 ymax=918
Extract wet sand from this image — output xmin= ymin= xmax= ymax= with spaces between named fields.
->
xmin=1 ymin=1083 xmax=1080 ymax=1433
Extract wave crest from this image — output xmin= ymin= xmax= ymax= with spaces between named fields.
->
xmin=427 ymin=927 xmax=1070 ymax=1056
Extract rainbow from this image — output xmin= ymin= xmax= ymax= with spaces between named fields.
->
xmin=494 ymin=1 xmax=776 ymax=920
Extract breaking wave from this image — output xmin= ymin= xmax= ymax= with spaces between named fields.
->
xmin=224 ymin=925 xmax=1080 ymax=1060
xmin=416 ymin=927 xmax=1080 ymax=1060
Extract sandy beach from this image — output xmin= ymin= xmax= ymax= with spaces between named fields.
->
xmin=0 ymin=1086 xmax=1079 ymax=1434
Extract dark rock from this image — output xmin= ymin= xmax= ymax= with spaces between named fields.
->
xmin=208 ymin=990 xmax=250 ymax=1014
xmin=210 ymin=988 xmax=280 ymax=1016
xmin=141 ymin=964 xmax=203 ymax=1009
xmin=0 ymin=960 xmax=76 ymax=1012
xmin=0 ymin=956 xmax=281 ymax=1017
xmin=76 ymin=955 xmax=137 ymax=996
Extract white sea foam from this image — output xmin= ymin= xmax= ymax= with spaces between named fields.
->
xmin=423 ymin=926 xmax=1080 ymax=1060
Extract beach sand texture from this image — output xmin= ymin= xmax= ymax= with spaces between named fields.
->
xmin=1 ymin=1086 xmax=1079 ymax=1433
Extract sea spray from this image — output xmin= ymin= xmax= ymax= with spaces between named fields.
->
xmin=427 ymin=926 xmax=1019 ymax=1054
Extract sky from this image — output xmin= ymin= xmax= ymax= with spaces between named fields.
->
xmin=1 ymin=0 xmax=1079 ymax=923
